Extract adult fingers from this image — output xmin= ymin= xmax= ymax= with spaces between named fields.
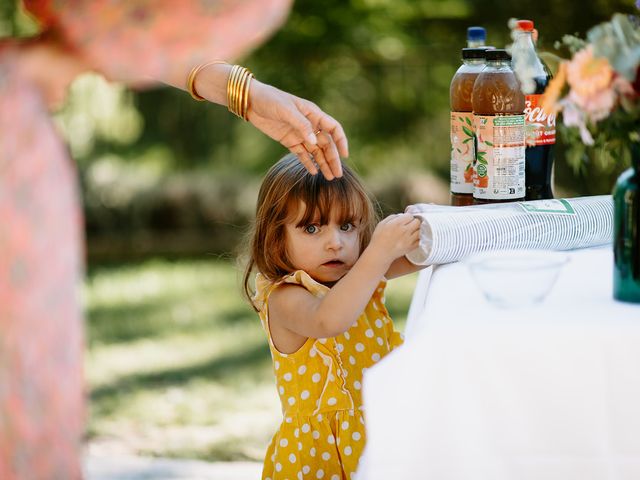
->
xmin=278 ymin=95 xmax=319 ymax=148
xmin=310 ymin=146 xmax=334 ymax=181
xmin=316 ymin=131 xmax=341 ymax=180
xmin=300 ymin=132 xmax=340 ymax=180
xmin=313 ymin=111 xmax=349 ymax=159
xmin=284 ymin=105 xmax=342 ymax=180
xmin=299 ymin=100 xmax=349 ymax=159
xmin=289 ymin=144 xmax=318 ymax=175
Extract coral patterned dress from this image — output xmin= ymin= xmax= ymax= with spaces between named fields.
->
xmin=23 ymin=0 xmax=293 ymax=87
xmin=254 ymin=270 xmax=404 ymax=480
xmin=2 ymin=1 xmax=292 ymax=477
xmin=0 ymin=46 xmax=85 ymax=479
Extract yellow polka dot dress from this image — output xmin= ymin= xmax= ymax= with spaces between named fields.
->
xmin=254 ymin=270 xmax=404 ymax=480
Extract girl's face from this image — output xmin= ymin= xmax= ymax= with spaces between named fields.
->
xmin=284 ymin=202 xmax=361 ymax=286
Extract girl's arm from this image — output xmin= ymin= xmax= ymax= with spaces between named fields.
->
xmin=385 ymin=255 xmax=427 ymax=279
xmin=269 ymin=214 xmax=421 ymax=340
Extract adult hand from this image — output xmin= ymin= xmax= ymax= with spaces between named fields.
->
xmin=248 ymin=80 xmax=348 ymax=180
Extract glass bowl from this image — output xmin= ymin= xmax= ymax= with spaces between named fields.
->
xmin=465 ymin=250 xmax=569 ymax=308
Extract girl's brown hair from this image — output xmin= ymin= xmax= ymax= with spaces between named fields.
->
xmin=242 ymin=153 xmax=378 ymax=310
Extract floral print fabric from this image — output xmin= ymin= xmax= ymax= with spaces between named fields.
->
xmin=0 ymin=47 xmax=84 ymax=479
xmin=23 ymin=0 xmax=293 ymax=87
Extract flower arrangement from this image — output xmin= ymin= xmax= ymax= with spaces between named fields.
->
xmin=539 ymin=10 xmax=640 ymax=172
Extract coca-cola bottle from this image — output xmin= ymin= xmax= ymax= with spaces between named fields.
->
xmin=513 ymin=19 xmax=556 ymax=200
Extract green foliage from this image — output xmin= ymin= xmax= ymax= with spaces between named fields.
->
xmin=2 ymin=0 xmax=637 ymax=251
xmin=0 ymin=1 xmax=38 ymax=38
xmin=100 ymin=0 xmax=635 ymax=176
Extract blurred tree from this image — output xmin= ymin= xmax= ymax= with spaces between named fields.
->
xmin=3 ymin=0 xmax=634 ymax=174
xmin=1 ymin=0 xmax=636 ymax=256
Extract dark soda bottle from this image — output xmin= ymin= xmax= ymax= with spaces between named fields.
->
xmin=513 ymin=19 xmax=556 ymax=200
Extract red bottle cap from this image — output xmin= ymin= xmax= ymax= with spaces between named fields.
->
xmin=516 ymin=19 xmax=534 ymax=31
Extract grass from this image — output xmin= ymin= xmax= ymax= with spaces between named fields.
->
xmin=84 ymin=258 xmax=417 ymax=461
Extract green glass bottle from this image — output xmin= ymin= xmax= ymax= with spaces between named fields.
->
xmin=613 ymin=141 xmax=640 ymax=303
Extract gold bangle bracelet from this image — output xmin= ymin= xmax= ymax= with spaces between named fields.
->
xmin=189 ymin=62 xmax=253 ymax=121
xmin=235 ymin=70 xmax=250 ymax=118
xmin=227 ymin=65 xmax=253 ymax=120
xmin=186 ymin=60 xmax=227 ymax=101
xmin=225 ymin=65 xmax=236 ymax=109
xmin=242 ymin=73 xmax=253 ymax=120
xmin=230 ymin=67 xmax=243 ymax=115
xmin=227 ymin=65 xmax=243 ymax=115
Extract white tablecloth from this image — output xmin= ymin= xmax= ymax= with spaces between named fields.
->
xmin=359 ymin=247 xmax=640 ymax=480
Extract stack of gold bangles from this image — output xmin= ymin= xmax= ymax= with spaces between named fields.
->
xmin=186 ymin=61 xmax=254 ymax=121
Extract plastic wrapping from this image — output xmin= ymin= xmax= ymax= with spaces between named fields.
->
xmin=406 ymin=196 xmax=612 ymax=265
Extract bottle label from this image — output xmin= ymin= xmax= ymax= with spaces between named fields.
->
xmin=474 ymin=114 xmax=526 ymax=200
xmin=518 ymin=198 xmax=576 ymax=215
xmin=524 ymin=94 xmax=556 ymax=146
xmin=450 ymin=112 xmax=475 ymax=194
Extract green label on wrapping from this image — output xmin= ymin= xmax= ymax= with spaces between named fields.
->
xmin=493 ymin=115 xmax=525 ymax=127
xmin=518 ymin=199 xmax=576 ymax=215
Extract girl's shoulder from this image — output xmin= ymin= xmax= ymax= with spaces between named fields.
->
xmin=253 ymin=270 xmax=329 ymax=311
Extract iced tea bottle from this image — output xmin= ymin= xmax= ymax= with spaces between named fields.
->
xmin=513 ymin=19 xmax=556 ymax=200
xmin=471 ymin=49 xmax=526 ymax=203
xmin=450 ymin=48 xmax=487 ymax=206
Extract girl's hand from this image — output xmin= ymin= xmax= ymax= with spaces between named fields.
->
xmin=247 ymin=81 xmax=348 ymax=180
xmin=368 ymin=213 xmax=421 ymax=263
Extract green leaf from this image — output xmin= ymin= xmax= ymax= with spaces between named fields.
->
xmin=485 ymin=141 xmax=494 ymax=146
xmin=462 ymin=138 xmax=472 ymax=143
xmin=462 ymin=126 xmax=474 ymax=138
xmin=465 ymin=116 xmax=473 ymax=126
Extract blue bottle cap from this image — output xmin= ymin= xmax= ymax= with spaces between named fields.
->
xmin=467 ymin=26 xmax=486 ymax=42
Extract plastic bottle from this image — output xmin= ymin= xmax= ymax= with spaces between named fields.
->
xmin=450 ymin=48 xmax=487 ymax=206
xmin=513 ymin=19 xmax=556 ymax=200
xmin=471 ymin=49 xmax=526 ymax=203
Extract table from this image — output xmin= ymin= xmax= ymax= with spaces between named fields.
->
xmin=359 ymin=246 xmax=640 ymax=480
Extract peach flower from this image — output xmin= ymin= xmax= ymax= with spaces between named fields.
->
xmin=566 ymin=45 xmax=614 ymax=98
xmin=569 ymin=87 xmax=615 ymax=122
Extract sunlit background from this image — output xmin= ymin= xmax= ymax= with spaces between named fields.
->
xmin=1 ymin=0 xmax=636 ymax=463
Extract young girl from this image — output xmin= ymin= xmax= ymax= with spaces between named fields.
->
xmin=243 ymin=153 xmax=423 ymax=479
